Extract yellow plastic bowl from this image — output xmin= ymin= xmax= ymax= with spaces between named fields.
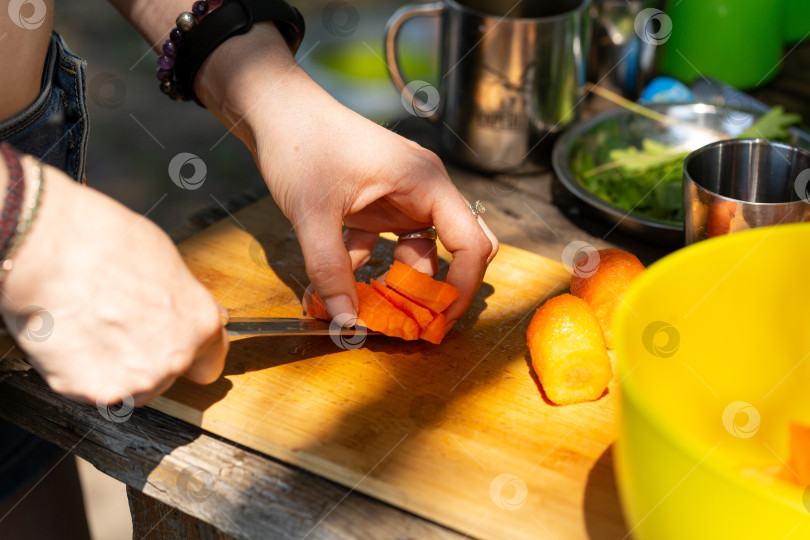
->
xmin=614 ymin=223 xmax=810 ymax=539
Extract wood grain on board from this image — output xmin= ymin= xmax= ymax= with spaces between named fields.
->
xmin=150 ymin=196 xmax=627 ymax=540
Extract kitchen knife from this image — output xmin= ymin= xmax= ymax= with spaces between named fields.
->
xmin=0 ymin=317 xmax=376 ymax=338
xmin=225 ymin=317 xmax=379 ymax=338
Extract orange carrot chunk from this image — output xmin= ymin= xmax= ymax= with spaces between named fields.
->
xmin=307 ymin=282 xmax=420 ymax=341
xmin=785 ymin=422 xmax=810 ymax=487
xmin=306 ymin=291 xmax=329 ymax=320
xmin=526 ymin=294 xmax=612 ymax=405
xmin=356 ymin=283 xmax=420 ymax=340
xmin=419 ymin=312 xmax=447 ymax=344
xmin=384 ymin=260 xmax=460 ymax=314
xmin=371 ymin=279 xmax=434 ymax=330
xmin=570 ymin=248 xmax=645 ymax=350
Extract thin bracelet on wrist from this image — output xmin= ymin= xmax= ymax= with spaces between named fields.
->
xmin=0 ymin=146 xmax=45 ymax=283
xmin=157 ymin=0 xmax=306 ymax=105
xmin=0 ymin=144 xmax=26 ymax=262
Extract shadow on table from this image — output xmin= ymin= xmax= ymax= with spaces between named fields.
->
xmin=584 ymin=444 xmax=630 ymax=539
xmin=550 ymin=176 xmax=675 ymax=266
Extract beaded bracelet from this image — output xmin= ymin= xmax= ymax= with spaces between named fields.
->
xmin=1 ymin=158 xmax=44 ymax=280
xmin=157 ymin=0 xmax=224 ymax=101
xmin=157 ymin=0 xmax=305 ymax=104
xmin=0 ymin=145 xmax=44 ymax=283
xmin=0 ymin=144 xmax=26 ymax=262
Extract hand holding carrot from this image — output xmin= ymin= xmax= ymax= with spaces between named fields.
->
xmin=273 ymin=100 xmax=498 ymax=330
xmin=196 ymin=24 xmax=498 ymax=329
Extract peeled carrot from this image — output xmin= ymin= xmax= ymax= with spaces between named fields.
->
xmin=371 ymin=279 xmax=434 ymax=330
xmin=526 ymin=294 xmax=612 ymax=405
xmin=419 ymin=312 xmax=447 ymax=344
xmin=384 ymin=260 xmax=460 ymax=314
xmin=307 ymin=282 xmax=420 ymax=341
xmin=570 ymin=248 xmax=645 ymax=350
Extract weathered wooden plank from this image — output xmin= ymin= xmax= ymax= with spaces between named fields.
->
xmin=128 ymin=487 xmax=234 ymax=540
xmin=0 ymin=356 xmax=467 ymax=540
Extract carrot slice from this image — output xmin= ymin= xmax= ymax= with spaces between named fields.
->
xmin=384 ymin=261 xmax=460 ymax=313
xmin=356 ymin=283 xmax=419 ymax=340
xmin=306 ymin=282 xmax=420 ymax=341
xmin=784 ymin=422 xmax=810 ymax=486
xmin=419 ymin=312 xmax=447 ymax=344
xmin=371 ymin=279 xmax=434 ymax=330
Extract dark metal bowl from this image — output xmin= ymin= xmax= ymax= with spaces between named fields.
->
xmin=551 ymin=103 xmax=810 ymax=245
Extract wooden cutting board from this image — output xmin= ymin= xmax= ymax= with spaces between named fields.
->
xmin=151 ymin=196 xmax=627 ymax=539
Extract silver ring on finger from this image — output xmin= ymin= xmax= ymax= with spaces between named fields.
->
xmin=470 ymin=200 xmax=486 ymax=217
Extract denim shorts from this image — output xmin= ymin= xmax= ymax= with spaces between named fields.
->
xmin=0 ymin=31 xmax=89 ymax=502
xmin=0 ymin=31 xmax=89 ymax=181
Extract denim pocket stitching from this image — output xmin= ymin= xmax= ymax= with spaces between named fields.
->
xmin=0 ymin=90 xmax=56 ymax=140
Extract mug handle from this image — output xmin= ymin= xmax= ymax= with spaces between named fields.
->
xmin=384 ymin=2 xmax=445 ymax=122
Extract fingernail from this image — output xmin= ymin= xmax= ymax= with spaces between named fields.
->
xmin=444 ymin=319 xmax=457 ymax=334
xmin=216 ymin=302 xmax=230 ymax=326
xmin=323 ymin=294 xmax=357 ymax=327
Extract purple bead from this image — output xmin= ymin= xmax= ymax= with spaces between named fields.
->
xmin=170 ymin=28 xmax=184 ymax=44
xmin=162 ymin=40 xmax=177 ymax=57
xmin=208 ymin=0 xmax=223 ymax=8
xmin=192 ymin=1 xmax=208 ymax=19
xmin=157 ymin=54 xmax=175 ymax=70
xmin=156 ymin=68 xmax=173 ymax=82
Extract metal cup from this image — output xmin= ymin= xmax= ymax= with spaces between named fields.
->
xmin=384 ymin=0 xmax=591 ymax=173
xmin=588 ymin=0 xmax=664 ymax=99
xmin=683 ymin=139 xmax=810 ymax=244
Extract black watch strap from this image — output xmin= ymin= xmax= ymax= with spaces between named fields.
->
xmin=174 ymin=0 xmax=306 ymax=105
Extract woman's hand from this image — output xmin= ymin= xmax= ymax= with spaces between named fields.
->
xmin=0 ymin=162 xmax=228 ymax=406
xmin=255 ymin=76 xmax=498 ymax=327
xmin=197 ymin=24 xmax=498 ymax=328
xmin=109 ymin=4 xmax=498 ymax=328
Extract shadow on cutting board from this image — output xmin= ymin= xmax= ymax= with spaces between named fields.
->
xmin=164 ymin=223 xmax=496 ymax=421
xmin=583 ymin=444 xmax=630 ymax=539
xmin=172 ymin=277 xmax=496 ymax=419
xmin=161 ymin=195 xmax=619 ymax=538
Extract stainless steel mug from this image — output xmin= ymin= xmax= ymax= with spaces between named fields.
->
xmin=683 ymin=139 xmax=810 ymax=244
xmin=385 ymin=0 xmax=591 ymax=173
xmin=588 ymin=0 xmax=664 ymax=99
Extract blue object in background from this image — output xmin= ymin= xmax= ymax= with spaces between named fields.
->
xmin=639 ymin=76 xmax=694 ymax=104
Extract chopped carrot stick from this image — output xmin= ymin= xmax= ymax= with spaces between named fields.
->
xmin=371 ymin=279 xmax=434 ymax=330
xmin=784 ymin=422 xmax=810 ymax=487
xmin=384 ymin=260 xmax=460 ymax=314
xmin=307 ymin=282 xmax=420 ymax=341
xmin=356 ymin=283 xmax=420 ymax=340
xmin=306 ymin=291 xmax=329 ymax=320
xmin=419 ymin=312 xmax=447 ymax=344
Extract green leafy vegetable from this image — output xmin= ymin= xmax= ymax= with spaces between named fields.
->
xmin=738 ymin=106 xmax=802 ymax=140
xmin=575 ymin=106 xmax=803 ymax=223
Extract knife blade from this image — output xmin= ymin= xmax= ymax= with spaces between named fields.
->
xmin=225 ymin=317 xmax=379 ymax=338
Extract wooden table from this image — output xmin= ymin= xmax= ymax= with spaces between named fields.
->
xmin=2 ymin=45 xmax=810 ymax=538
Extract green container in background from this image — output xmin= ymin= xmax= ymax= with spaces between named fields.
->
xmin=659 ymin=0 xmax=783 ymax=89
xmin=783 ymin=0 xmax=810 ymax=43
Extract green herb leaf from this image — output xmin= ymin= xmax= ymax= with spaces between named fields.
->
xmin=573 ymin=106 xmax=803 ymax=224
